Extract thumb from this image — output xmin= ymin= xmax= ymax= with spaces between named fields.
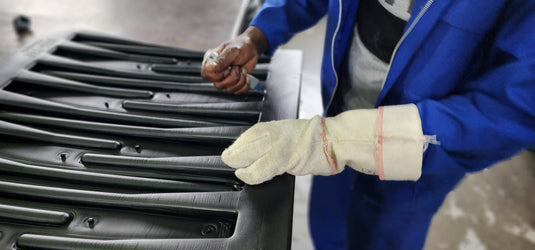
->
xmin=234 ymin=151 xmax=287 ymax=185
xmin=222 ymin=128 xmax=271 ymax=169
xmin=204 ymin=47 xmax=240 ymax=72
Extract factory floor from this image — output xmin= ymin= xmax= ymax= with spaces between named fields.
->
xmin=282 ymin=19 xmax=535 ymax=250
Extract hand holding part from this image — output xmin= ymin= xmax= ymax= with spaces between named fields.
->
xmin=201 ymin=26 xmax=268 ymax=94
xmin=205 ymin=52 xmax=260 ymax=90
xmin=222 ymin=104 xmax=428 ymax=185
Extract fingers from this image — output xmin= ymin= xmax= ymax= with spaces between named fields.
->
xmin=234 ymin=155 xmax=285 ymax=185
xmin=212 ymin=66 xmax=240 ymax=89
xmin=201 ymin=48 xmax=225 ymax=82
xmin=205 ymin=47 xmax=241 ymax=73
xmin=222 ymin=125 xmax=271 ymax=169
xmin=213 ymin=66 xmax=250 ymax=94
xmin=201 ymin=35 xmax=259 ymax=94
xmin=234 ymin=74 xmax=251 ymax=94
xmin=201 ymin=44 xmax=243 ymax=83
xmin=225 ymin=68 xmax=250 ymax=94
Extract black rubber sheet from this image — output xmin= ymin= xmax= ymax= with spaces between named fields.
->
xmin=0 ymin=31 xmax=301 ymax=250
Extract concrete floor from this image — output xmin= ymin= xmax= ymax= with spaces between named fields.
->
xmin=1 ymin=2 xmax=534 ymax=249
xmin=0 ymin=0 xmax=242 ymax=57
xmin=282 ymin=19 xmax=535 ymax=250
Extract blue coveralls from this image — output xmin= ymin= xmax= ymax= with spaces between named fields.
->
xmin=251 ymin=0 xmax=535 ymax=249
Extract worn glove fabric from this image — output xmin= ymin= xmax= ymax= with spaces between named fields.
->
xmin=222 ymin=104 xmax=427 ymax=185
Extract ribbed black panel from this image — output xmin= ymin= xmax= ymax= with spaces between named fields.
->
xmin=0 ymin=31 xmax=300 ymax=250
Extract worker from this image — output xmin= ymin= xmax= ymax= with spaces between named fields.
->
xmin=201 ymin=0 xmax=535 ymax=249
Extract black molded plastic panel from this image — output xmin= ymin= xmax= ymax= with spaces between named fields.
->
xmin=0 ymin=31 xmax=301 ymax=250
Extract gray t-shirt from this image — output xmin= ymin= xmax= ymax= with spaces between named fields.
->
xmin=341 ymin=0 xmax=414 ymax=111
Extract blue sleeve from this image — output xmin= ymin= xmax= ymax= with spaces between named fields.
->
xmin=417 ymin=1 xmax=535 ymax=172
xmin=250 ymin=0 xmax=329 ymax=56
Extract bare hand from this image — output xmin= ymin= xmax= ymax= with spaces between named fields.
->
xmin=201 ymin=26 xmax=268 ymax=94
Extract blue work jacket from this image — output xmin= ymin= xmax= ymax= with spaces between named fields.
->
xmin=251 ymin=0 xmax=535 ymax=188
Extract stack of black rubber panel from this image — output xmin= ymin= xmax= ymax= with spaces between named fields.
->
xmin=0 ymin=31 xmax=300 ymax=250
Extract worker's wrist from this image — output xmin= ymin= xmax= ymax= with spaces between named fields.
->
xmin=381 ymin=104 xmax=425 ymax=180
xmin=323 ymin=105 xmax=425 ymax=181
xmin=243 ymin=26 xmax=269 ymax=55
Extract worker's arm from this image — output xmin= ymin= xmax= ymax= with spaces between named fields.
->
xmin=416 ymin=1 xmax=535 ymax=174
xmin=223 ymin=104 xmax=426 ymax=185
xmin=201 ymin=0 xmax=329 ymax=94
xmin=249 ymin=0 xmax=329 ymax=56
xmin=223 ymin=1 xmax=535 ymax=185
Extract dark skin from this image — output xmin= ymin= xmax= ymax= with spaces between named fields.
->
xmin=201 ymin=26 xmax=269 ymax=94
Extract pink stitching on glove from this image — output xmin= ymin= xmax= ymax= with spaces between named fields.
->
xmin=321 ymin=117 xmax=336 ymax=175
xmin=376 ymin=106 xmax=385 ymax=180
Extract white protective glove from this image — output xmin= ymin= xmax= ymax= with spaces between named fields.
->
xmin=222 ymin=104 xmax=428 ymax=185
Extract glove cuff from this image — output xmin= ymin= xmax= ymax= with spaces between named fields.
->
xmin=380 ymin=104 xmax=425 ymax=180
